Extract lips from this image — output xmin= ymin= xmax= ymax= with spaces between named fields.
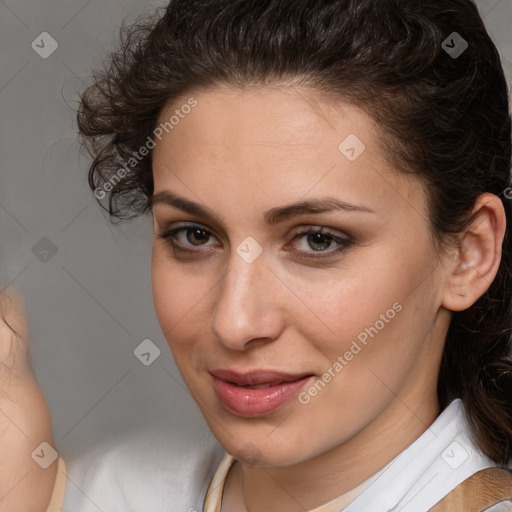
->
xmin=210 ymin=369 xmax=314 ymax=416
xmin=211 ymin=369 xmax=312 ymax=386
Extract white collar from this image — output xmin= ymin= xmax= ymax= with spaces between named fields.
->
xmin=343 ymin=398 xmax=496 ymax=511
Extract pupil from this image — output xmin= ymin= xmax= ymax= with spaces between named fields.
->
xmin=309 ymin=233 xmax=330 ymax=251
xmin=188 ymin=228 xmax=208 ymax=245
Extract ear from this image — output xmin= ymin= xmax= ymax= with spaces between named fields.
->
xmin=442 ymin=193 xmax=507 ymax=312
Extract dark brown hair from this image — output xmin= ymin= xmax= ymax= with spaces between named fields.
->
xmin=77 ymin=0 xmax=512 ymax=465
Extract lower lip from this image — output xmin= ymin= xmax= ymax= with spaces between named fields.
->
xmin=211 ymin=375 xmax=314 ymax=417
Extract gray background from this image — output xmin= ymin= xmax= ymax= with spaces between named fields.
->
xmin=0 ymin=0 xmax=511 ymax=507
xmin=0 ymin=0 xmax=214 ymax=470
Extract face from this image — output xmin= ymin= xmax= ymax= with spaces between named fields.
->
xmin=151 ymin=85 xmax=451 ymax=466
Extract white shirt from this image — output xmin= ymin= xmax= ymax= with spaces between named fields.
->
xmin=62 ymin=425 xmax=224 ymax=512
xmin=63 ymin=399 xmax=503 ymax=511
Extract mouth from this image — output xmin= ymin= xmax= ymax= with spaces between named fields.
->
xmin=209 ymin=369 xmax=315 ymax=417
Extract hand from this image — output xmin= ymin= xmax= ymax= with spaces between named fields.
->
xmin=0 ymin=284 xmax=58 ymax=512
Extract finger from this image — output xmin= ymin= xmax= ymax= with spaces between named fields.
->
xmin=0 ymin=283 xmax=31 ymax=375
xmin=0 ymin=283 xmax=30 ymax=340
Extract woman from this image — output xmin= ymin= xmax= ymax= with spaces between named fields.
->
xmin=75 ymin=0 xmax=512 ymax=510
xmin=3 ymin=0 xmax=511 ymax=510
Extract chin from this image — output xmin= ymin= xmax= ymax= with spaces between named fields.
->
xmin=219 ymin=434 xmax=309 ymax=467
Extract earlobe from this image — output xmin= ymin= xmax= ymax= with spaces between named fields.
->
xmin=442 ymin=193 xmax=506 ymax=312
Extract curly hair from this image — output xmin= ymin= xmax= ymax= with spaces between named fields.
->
xmin=77 ymin=0 xmax=512 ymax=465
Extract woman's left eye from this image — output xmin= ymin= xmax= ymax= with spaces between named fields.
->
xmin=156 ymin=224 xmax=353 ymax=258
xmin=287 ymin=227 xmax=354 ymax=258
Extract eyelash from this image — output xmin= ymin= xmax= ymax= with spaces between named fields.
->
xmin=156 ymin=223 xmax=354 ymax=260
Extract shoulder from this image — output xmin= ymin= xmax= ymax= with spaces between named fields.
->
xmin=430 ymin=467 xmax=512 ymax=512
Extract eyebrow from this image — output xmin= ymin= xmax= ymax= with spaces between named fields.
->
xmin=149 ymin=190 xmax=375 ymax=225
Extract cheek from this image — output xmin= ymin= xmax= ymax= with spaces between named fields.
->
xmin=280 ymin=263 xmax=407 ymax=358
xmin=152 ymin=254 xmax=196 ymax=340
xmin=151 ymin=250 xmax=218 ymax=365
xmin=290 ymin=249 xmax=435 ymax=386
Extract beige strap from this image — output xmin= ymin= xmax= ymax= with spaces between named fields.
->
xmin=430 ymin=468 xmax=512 ymax=512
xmin=45 ymin=457 xmax=67 ymax=512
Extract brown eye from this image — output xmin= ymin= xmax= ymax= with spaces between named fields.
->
xmin=186 ymin=228 xmax=210 ymax=245
xmin=156 ymin=223 xmax=220 ymax=253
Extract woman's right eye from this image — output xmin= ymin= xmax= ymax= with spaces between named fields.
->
xmin=156 ymin=224 xmax=220 ymax=253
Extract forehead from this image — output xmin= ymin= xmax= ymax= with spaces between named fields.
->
xmin=155 ymin=84 xmax=376 ymax=152
xmin=151 ymin=85 xmax=427 ymax=223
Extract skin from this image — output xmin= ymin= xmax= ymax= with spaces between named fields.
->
xmin=0 ymin=286 xmax=59 ymax=512
xmin=150 ymin=84 xmax=506 ymax=512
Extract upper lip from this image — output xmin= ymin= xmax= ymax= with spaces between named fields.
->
xmin=210 ymin=369 xmax=314 ymax=386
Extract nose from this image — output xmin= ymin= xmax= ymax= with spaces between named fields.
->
xmin=210 ymin=250 xmax=286 ymax=351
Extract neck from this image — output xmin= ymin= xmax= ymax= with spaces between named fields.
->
xmin=232 ymin=389 xmax=440 ymax=512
